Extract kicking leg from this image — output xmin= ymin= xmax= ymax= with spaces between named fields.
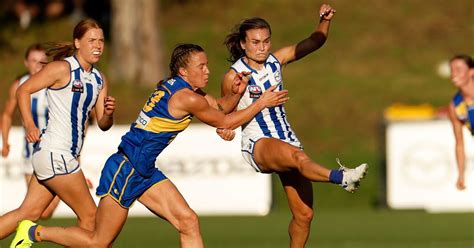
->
xmin=253 ymin=138 xmax=331 ymax=181
xmin=254 ymin=138 xmax=368 ymax=192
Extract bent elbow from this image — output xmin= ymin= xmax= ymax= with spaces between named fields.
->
xmin=98 ymin=122 xmax=112 ymax=131
xmin=99 ymin=125 xmax=111 ymax=132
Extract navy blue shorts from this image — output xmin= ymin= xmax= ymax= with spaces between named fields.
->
xmin=96 ymin=152 xmax=168 ymax=208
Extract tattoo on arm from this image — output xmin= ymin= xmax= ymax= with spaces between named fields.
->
xmin=217 ymin=103 xmax=224 ymax=111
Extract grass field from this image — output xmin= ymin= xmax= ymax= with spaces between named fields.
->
xmin=0 ymin=0 xmax=473 ymax=247
xmin=1 ymin=209 xmax=473 ymax=247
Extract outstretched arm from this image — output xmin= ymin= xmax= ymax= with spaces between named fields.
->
xmin=273 ymin=3 xmax=336 ymax=65
xmin=172 ymin=85 xmax=288 ymax=130
xmin=1 ymin=80 xmax=19 ymax=157
xmin=448 ymin=102 xmax=466 ymax=190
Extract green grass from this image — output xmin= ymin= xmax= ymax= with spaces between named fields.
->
xmin=0 ymin=0 xmax=473 ymax=246
xmin=1 ymin=209 xmax=473 ymax=247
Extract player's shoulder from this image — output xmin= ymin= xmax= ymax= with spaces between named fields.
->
xmin=224 ymin=68 xmax=238 ymax=81
xmin=175 ymin=88 xmax=207 ymax=108
xmin=44 ymin=60 xmax=70 ymax=74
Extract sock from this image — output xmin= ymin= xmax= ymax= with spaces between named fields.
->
xmin=329 ymin=170 xmax=343 ymax=184
xmin=28 ymin=225 xmax=42 ymax=242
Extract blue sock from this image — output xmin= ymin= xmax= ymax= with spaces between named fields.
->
xmin=28 ymin=225 xmax=39 ymax=242
xmin=329 ymin=170 xmax=343 ymax=184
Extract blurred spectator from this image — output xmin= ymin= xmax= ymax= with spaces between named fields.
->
xmin=0 ymin=0 xmax=110 ymax=34
xmin=447 ymin=54 xmax=474 ymax=190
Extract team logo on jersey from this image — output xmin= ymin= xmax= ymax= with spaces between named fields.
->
xmin=72 ymin=80 xmax=84 ymax=93
xmin=248 ymin=85 xmax=262 ymax=98
xmin=274 ymin=70 xmax=282 ymax=83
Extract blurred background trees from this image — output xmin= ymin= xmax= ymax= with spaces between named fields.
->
xmin=110 ymin=0 xmax=163 ymax=86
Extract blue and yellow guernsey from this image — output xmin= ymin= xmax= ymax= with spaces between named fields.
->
xmin=118 ymin=76 xmax=193 ymax=177
xmin=452 ymin=91 xmax=474 ymax=135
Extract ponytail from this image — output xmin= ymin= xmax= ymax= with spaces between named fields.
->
xmin=45 ymin=42 xmax=76 ymax=61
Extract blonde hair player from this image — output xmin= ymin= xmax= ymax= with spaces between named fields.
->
xmin=3 ymin=19 xmax=115 ymax=246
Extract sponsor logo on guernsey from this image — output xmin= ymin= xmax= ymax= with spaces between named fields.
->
xmin=248 ymin=85 xmax=262 ymax=99
xmin=167 ymin=78 xmax=176 ymax=86
xmin=135 ymin=111 xmax=150 ymax=128
xmin=258 ymin=73 xmax=269 ymax=81
xmin=83 ymin=73 xmax=93 ymax=82
xmin=72 ymin=80 xmax=84 ymax=93
xmin=274 ymin=70 xmax=282 ymax=84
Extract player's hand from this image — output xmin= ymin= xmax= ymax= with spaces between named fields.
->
xmin=259 ymin=85 xmax=289 ymax=108
xmin=104 ymin=96 xmax=116 ymax=117
xmin=25 ymin=124 xmax=40 ymax=143
xmin=1 ymin=144 xmax=10 ymax=157
xmin=456 ymin=176 xmax=466 ymax=190
xmin=319 ymin=4 xmax=336 ymax=21
xmin=231 ymin=72 xmax=251 ymax=95
xmin=216 ymin=128 xmax=236 ymax=141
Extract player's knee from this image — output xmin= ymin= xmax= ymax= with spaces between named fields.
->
xmin=77 ymin=208 xmax=97 ymax=230
xmin=293 ymin=208 xmax=314 ymax=225
xmin=177 ymin=210 xmax=200 ymax=235
xmin=291 ymin=150 xmax=310 ymax=168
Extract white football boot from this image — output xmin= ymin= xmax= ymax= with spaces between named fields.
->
xmin=336 ymin=158 xmax=368 ymax=193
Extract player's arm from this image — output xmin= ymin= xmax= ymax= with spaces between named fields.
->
xmin=17 ymin=61 xmax=69 ymax=143
xmin=1 ymin=80 xmax=20 ymax=157
xmin=448 ymin=102 xmax=466 ymax=190
xmin=213 ymin=69 xmax=245 ymax=140
xmin=173 ymin=86 xmax=288 ymax=130
xmin=197 ymin=71 xmax=250 ymax=114
xmin=273 ymin=4 xmax=336 ymax=65
xmin=95 ymin=73 xmax=115 ymax=131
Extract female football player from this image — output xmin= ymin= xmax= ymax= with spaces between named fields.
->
xmin=11 ymin=43 xmax=288 ymax=248
xmin=4 ymin=19 xmax=115 ymax=244
xmin=220 ymin=4 xmax=368 ymax=247
xmin=447 ymin=54 xmax=474 ymax=190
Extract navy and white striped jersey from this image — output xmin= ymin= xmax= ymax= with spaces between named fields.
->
xmin=231 ymin=54 xmax=301 ymax=147
xmin=39 ymin=56 xmax=103 ymax=157
xmin=18 ymin=74 xmax=49 ymax=158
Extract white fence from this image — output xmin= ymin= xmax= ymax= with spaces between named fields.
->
xmin=0 ymin=124 xmax=272 ymax=217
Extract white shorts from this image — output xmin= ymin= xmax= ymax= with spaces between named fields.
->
xmin=241 ymin=138 xmax=261 ymax=172
xmin=241 ymin=136 xmax=303 ymax=173
xmin=32 ymin=149 xmax=81 ymax=181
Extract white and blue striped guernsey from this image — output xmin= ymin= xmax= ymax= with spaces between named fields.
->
xmin=39 ymin=56 xmax=103 ymax=157
xmin=231 ymin=54 xmax=301 ymax=148
xmin=18 ymin=74 xmax=49 ymax=159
